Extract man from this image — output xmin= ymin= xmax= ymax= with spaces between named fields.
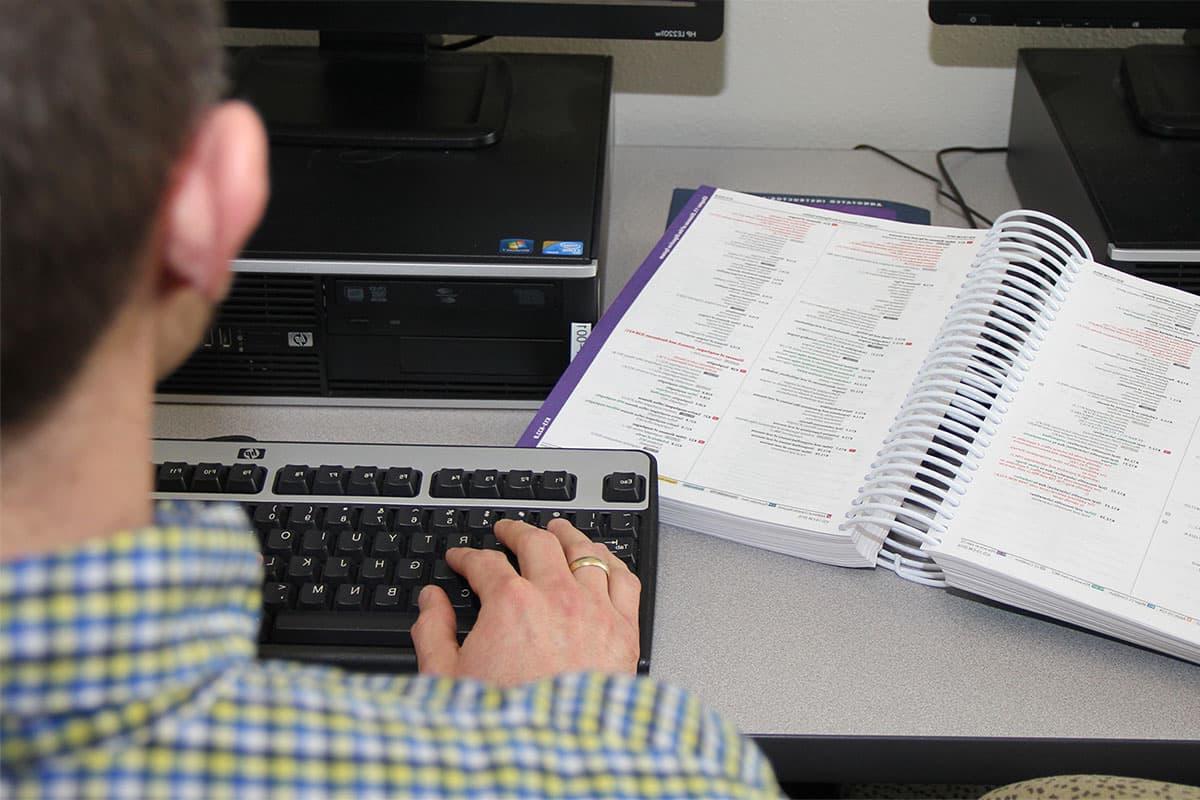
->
xmin=0 ymin=1 xmax=779 ymax=797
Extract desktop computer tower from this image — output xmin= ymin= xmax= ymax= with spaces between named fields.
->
xmin=159 ymin=53 xmax=611 ymax=407
xmin=1007 ymin=48 xmax=1199 ymax=294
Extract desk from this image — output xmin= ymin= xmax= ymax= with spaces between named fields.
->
xmin=155 ymin=146 xmax=1200 ymax=786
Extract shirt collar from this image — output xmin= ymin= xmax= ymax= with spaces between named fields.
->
xmin=0 ymin=501 xmax=259 ymax=766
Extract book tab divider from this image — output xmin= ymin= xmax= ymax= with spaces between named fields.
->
xmin=841 ymin=211 xmax=1093 ymax=586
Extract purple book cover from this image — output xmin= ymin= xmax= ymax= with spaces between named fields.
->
xmin=517 ymin=186 xmax=717 ymax=447
xmin=667 ymin=188 xmax=930 ymax=226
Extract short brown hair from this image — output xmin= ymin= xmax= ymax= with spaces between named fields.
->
xmin=1 ymin=0 xmax=225 ymax=431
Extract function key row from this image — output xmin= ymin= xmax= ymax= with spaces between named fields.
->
xmin=157 ymin=461 xmax=643 ymax=504
xmin=156 ymin=462 xmax=266 ymax=494
xmin=429 ymin=468 xmax=576 ymax=501
xmin=276 ymin=465 xmax=421 ymax=497
xmin=275 ymin=465 xmax=578 ymax=501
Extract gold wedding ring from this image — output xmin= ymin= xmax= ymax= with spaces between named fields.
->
xmin=568 ymin=555 xmax=611 ymax=578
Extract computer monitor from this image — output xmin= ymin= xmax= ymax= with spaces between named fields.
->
xmin=225 ymin=0 xmax=724 ymax=148
xmin=929 ymin=1 xmax=1200 ymax=137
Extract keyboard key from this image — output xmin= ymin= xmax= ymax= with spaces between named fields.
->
xmin=336 ymin=530 xmax=368 ymax=559
xmin=265 ymin=528 xmax=298 ymax=556
xmin=572 ymin=511 xmax=603 ymax=536
xmin=156 ymin=462 xmax=192 ymax=492
xmin=598 ymin=536 xmax=635 ymax=561
xmin=191 ymin=463 xmax=226 ymax=492
xmin=508 ymin=509 xmax=539 ymax=527
xmin=465 ymin=508 xmax=499 ymax=533
xmin=394 ymin=509 xmax=424 ymax=534
xmin=360 ymin=506 xmax=390 ymax=533
xmin=432 ymin=560 xmax=460 ymax=590
xmin=430 ymin=509 xmax=461 ymax=534
xmin=276 ymin=465 xmax=313 ymax=494
xmin=603 ymin=472 xmax=644 ymax=503
xmin=431 ymin=469 xmax=467 ymax=498
xmin=360 ymin=558 xmax=390 ymax=584
xmin=408 ymin=532 xmax=437 ymax=556
xmin=347 ymin=466 xmax=381 ymax=496
xmin=270 ymin=611 xmax=474 ymax=647
xmin=312 ymin=465 xmax=346 ymax=495
xmin=253 ymin=503 xmax=285 ymax=530
xmin=324 ymin=505 xmax=356 ymax=532
xmin=334 ymin=584 xmax=366 ymax=610
xmin=446 ymin=533 xmax=475 ymax=550
xmin=288 ymin=555 xmax=319 ymax=581
xmin=288 ymin=504 xmax=321 ymax=531
xmin=373 ymin=585 xmax=405 ymax=610
xmin=607 ymin=513 xmax=640 ymax=535
xmin=395 ymin=558 xmax=426 ymax=586
xmin=502 ymin=470 xmax=535 ymax=499
xmin=450 ymin=584 xmax=477 ymax=609
xmin=226 ymin=463 xmax=266 ymax=494
xmin=536 ymin=471 xmax=575 ymax=501
xmin=468 ymin=469 xmax=501 ymax=498
xmin=372 ymin=531 xmax=404 ymax=557
xmin=382 ymin=467 xmax=420 ymax=497
xmin=301 ymin=529 xmax=332 ymax=556
xmin=262 ymin=554 xmax=283 ymax=581
xmin=263 ymin=582 xmax=292 ymax=609
xmin=324 ymin=557 xmax=354 ymax=583
xmin=297 ymin=583 xmax=329 ymax=609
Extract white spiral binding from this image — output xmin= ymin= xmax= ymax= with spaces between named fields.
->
xmin=840 ymin=211 xmax=1092 ymax=587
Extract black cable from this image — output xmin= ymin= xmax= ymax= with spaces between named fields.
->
xmin=852 ymin=143 xmax=1006 ymax=227
xmin=936 ymin=146 xmax=1007 ymax=227
xmin=436 ymin=35 xmax=494 ymax=51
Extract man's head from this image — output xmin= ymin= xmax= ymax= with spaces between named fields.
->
xmin=0 ymin=0 xmax=267 ymax=437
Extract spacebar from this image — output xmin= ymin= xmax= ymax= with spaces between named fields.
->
xmin=272 ymin=612 xmax=419 ymax=647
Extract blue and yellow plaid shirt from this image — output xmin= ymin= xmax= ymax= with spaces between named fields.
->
xmin=0 ymin=501 xmax=779 ymax=798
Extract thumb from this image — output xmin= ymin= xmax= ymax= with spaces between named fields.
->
xmin=412 ymin=585 xmax=460 ymax=676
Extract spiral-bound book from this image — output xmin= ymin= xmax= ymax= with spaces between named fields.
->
xmin=519 ymin=187 xmax=1200 ymax=664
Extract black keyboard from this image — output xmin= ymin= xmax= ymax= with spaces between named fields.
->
xmin=152 ymin=438 xmax=658 ymax=671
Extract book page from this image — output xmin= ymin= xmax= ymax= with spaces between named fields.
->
xmin=530 ymin=189 xmax=982 ymax=538
xmin=932 ymin=263 xmax=1200 ymax=639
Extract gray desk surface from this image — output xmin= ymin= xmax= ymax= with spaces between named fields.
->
xmin=155 ymin=147 xmax=1199 ymax=781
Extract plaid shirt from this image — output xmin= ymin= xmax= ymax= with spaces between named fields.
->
xmin=1 ymin=501 xmax=779 ymax=799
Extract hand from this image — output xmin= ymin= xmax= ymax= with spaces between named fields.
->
xmin=412 ymin=518 xmax=641 ymax=686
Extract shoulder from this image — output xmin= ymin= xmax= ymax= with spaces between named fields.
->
xmin=190 ymin=663 xmax=781 ymax=798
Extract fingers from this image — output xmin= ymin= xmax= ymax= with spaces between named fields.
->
xmin=546 ymin=519 xmax=640 ymax=628
xmin=445 ymin=546 xmax=519 ymax=599
xmin=605 ymin=557 xmax=641 ymax=631
xmin=492 ymin=519 xmax=569 ymax=584
xmin=545 ymin=518 xmax=611 ymax=596
xmin=452 ymin=518 xmax=641 ymax=632
xmin=412 ymin=585 xmax=460 ymax=676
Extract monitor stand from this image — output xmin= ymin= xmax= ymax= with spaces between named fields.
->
xmin=1121 ymin=44 xmax=1200 ymax=138
xmin=231 ymin=33 xmax=511 ymax=149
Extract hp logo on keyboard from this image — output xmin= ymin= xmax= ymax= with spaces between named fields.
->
xmin=238 ymin=447 xmax=266 ymax=460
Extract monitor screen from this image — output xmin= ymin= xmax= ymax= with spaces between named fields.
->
xmin=227 ymin=0 xmax=725 ymax=42
xmin=929 ymin=0 xmax=1200 ymax=28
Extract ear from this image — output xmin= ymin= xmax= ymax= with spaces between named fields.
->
xmin=161 ymin=100 xmax=269 ymax=301
xmin=151 ymin=101 xmax=268 ymax=377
